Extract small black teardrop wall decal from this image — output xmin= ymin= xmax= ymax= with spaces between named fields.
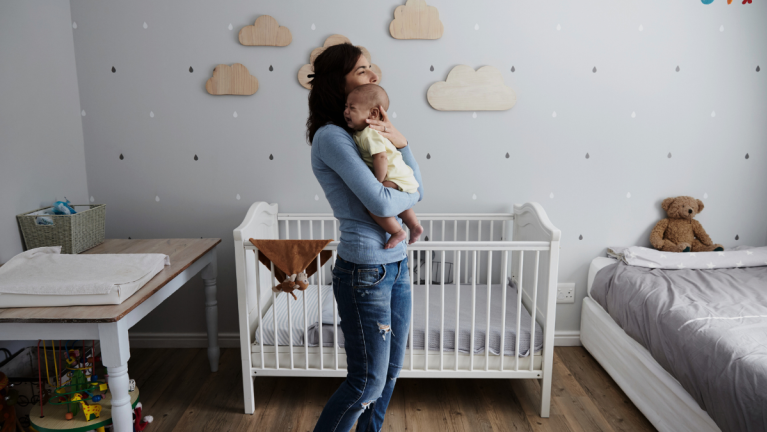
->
xmin=745 ymin=153 xmax=750 ymax=159
xmin=269 ymin=154 xmax=274 ymax=160
xmin=668 ymin=152 xmax=672 ymax=158
xmin=111 ymin=66 xmax=116 ymax=73
xmin=128 ymin=236 xmax=131 ymax=239
xmin=592 ymin=66 xmax=597 ymax=73
xmin=735 ymin=235 xmax=740 ymax=240
xmin=757 ymin=66 xmax=761 ymax=72
xmin=426 ymin=153 xmax=431 ymax=159
xmin=585 ymin=153 xmax=590 ymax=159
xmin=430 ymin=65 xmax=434 ymax=72
xmin=119 ymin=153 xmax=124 ymax=160
xmin=194 ymin=154 xmax=198 ymax=161
xmin=189 ymin=66 xmax=193 ymax=73
xmin=505 ymin=152 xmax=510 ymax=158
xmin=579 ymin=234 xmax=583 ymax=240
xmin=269 ymin=65 xmax=273 ymax=71
xmin=676 ymin=66 xmax=680 ymax=72
xmin=424 ymin=236 xmax=429 ymax=241
xmin=511 ymin=66 xmax=516 ymax=72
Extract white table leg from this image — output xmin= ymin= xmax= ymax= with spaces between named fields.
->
xmin=99 ymin=321 xmax=132 ymax=432
xmin=202 ymin=251 xmax=220 ymax=372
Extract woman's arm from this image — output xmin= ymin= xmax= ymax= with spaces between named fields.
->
xmin=317 ymin=127 xmax=418 ymax=217
xmin=399 ymin=145 xmax=424 ymax=202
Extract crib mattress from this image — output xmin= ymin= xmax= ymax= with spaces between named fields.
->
xmin=253 ymin=283 xmax=543 ymax=357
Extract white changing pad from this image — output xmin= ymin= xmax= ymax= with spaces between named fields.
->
xmin=0 ymin=246 xmax=169 ymax=307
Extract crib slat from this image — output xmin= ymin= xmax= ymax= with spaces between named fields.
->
xmin=485 ymin=245 xmax=492 ymax=371
xmin=499 ymin=250 xmax=509 ymax=371
xmin=440 ymin=250 xmax=445 ymax=371
xmin=298 ymin=220 xmax=302 ymax=240
xmin=477 ymin=222 xmax=482 ymax=284
xmin=303 ymin=289 xmax=308 ymax=370
xmin=454 ymin=250 xmax=461 ymax=371
xmin=255 ymin=251 xmax=265 ymax=369
xmin=286 ymin=220 xmax=290 ymax=240
xmin=271 ymin=262 xmax=279 ymax=370
xmin=464 ymin=221 xmax=469 ymax=284
xmin=409 ymin=250 xmax=414 ymax=371
xmin=317 ymin=254 xmax=323 ymax=370
xmin=529 ymin=251 xmax=540 ymax=371
xmin=501 ymin=219 xmax=507 ymax=241
xmin=429 ymin=220 xmax=433 ymax=242
xmin=332 ymin=251 xmax=339 ymax=370
xmin=453 ymin=221 xmax=458 ymax=285
xmin=425 ymin=253 xmax=430 ymax=371
xmin=441 ymin=220 xmax=445 ymax=242
xmin=489 ymin=222 xmax=494 ymax=284
xmin=287 ymin=280 xmax=294 ymax=369
xmin=515 ymin=252 xmax=524 ymax=371
xmin=470 ymin=250 xmax=477 ymax=371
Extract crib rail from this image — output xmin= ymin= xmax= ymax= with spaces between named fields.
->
xmin=243 ymin=240 xmax=551 ymax=378
xmin=233 ymin=202 xmax=560 ymax=416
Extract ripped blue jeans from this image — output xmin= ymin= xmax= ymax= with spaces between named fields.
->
xmin=313 ymin=255 xmax=411 ymax=432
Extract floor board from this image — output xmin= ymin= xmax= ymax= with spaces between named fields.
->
xmin=126 ymin=347 xmax=656 ymax=432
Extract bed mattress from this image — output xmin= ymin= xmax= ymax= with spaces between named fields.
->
xmin=590 ymin=261 xmax=767 ymax=432
xmin=253 ymin=283 xmax=543 ymax=357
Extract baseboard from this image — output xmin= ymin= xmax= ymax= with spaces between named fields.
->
xmin=130 ymin=330 xmax=582 ymax=348
xmin=129 ymin=332 xmax=240 ymax=348
xmin=554 ymin=330 xmax=582 ymax=346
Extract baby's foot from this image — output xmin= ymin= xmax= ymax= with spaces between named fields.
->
xmin=385 ymin=230 xmax=408 ymax=249
xmin=408 ymin=224 xmax=424 ymax=245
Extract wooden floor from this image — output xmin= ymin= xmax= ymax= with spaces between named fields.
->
xmin=127 ymin=347 xmax=656 ymax=432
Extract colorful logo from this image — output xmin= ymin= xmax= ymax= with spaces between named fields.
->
xmin=703 ymin=0 xmax=752 ymax=4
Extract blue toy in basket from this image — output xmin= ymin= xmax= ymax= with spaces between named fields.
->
xmin=35 ymin=198 xmax=77 ymax=225
xmin=52 ymin=198 xmax=77 ymax=215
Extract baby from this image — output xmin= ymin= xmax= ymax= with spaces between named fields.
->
xmin=344 ymin=84 xmax=423 ymax=249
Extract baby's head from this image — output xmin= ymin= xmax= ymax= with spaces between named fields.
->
xmin=344 ymin=84 xmax=390 ymax=131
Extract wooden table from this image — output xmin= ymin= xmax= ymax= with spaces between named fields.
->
xmin=0 ymin=239 xmax=221 ymax=432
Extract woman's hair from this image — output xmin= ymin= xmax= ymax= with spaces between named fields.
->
xmin=306 ymin=43 xmax=363 ymax=144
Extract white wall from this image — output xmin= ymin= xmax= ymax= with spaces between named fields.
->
xmin=0 ymin=0 xmax=88 ymax=351
xmin=67 ymin=0 xmax=767 ymax=339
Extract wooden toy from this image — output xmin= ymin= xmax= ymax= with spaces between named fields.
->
xmin=206 ymin=63 xmax=259 ymax=96
xmin=239 ymin=15 xmax=292 ymax=46
xmin=298 ymin=35 xmax=382 ymax=90
xmin=427 ymin=65 xmax=517 ymax=111
xmin=29 ymin=339 xmax=141 ymax=432
xmin=389 ymin=0 xmax=444 ymax=40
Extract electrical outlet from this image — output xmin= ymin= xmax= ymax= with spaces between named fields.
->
xmin=557 ymin=282 xmax=575 ymax=304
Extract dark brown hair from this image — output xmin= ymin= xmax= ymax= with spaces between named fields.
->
xmin=306 ymin=43 xmax=363 ymax=144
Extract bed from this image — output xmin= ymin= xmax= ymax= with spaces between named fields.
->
xmin=233 ymin=202 xmax=561 ymax=416
xmin=581 ymin=251 xmax=767 ymax=432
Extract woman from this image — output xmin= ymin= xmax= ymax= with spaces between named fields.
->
xmin=308 ymin=43 xmax=424 ymax=432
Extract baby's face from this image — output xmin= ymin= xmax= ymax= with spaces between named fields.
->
xmin=344 ymin=93 xmax=374 ymax=131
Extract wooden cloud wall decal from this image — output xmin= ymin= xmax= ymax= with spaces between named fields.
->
xmin=297 ymin=35 xmax=382 ymax=90
xmin=389 ymin=0 xmax=444 ymax=40
xmin=239 ymin=15 xmax=292 ymax=46
xmin=427 ymin=65 xmax=516 ymax=111
xmin=206 ymin=63 xmax=259 ymax=95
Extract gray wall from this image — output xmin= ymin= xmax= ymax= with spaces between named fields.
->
xmin=69 ymin=0 xmax=767 ymax=337
xmin=0 ymin=1 xmax=88 ymax=263
xmin=0 ymin=1 xmax=87 ymax=352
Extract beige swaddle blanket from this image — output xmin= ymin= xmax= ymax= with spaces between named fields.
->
xmin=0 ymin=246 xmax=170 ymax=296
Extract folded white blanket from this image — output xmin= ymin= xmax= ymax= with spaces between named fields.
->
xmin=0 ymin=246 xmax=170 ymax=296
xmin=620 ymin=245 xmax=767 ymax=270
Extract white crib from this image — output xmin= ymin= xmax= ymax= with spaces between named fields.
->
xmin=233 ymin=202 xmax=561 ymax=417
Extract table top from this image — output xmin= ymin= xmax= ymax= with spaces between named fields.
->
xmin=0 ymin=238 xmax=220 ymax=324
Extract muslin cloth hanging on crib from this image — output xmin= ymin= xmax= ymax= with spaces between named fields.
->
xmin=249 ymin=239 xmax=333 ymax=299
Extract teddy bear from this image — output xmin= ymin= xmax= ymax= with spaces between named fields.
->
xmin=650 ymin=196 xmax=723 ymax=253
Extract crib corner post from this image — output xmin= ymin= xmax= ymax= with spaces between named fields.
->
xmin=539 ymin=238 xmax=560 ymax=418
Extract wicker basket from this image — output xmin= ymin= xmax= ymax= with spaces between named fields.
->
xmin=16 ymin=204 xmax=106 ymax=254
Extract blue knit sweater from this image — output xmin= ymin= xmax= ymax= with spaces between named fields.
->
xmin=311 ymin=124 xmax=424 ymax=264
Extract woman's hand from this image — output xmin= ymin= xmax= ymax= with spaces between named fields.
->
xmin=366 ymin=105 xmax=407 ymax=149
